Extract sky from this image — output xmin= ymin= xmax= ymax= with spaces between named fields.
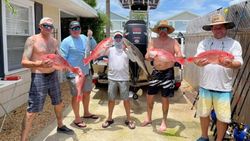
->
xmin=96 ymin=0 xmax=247 ymax=26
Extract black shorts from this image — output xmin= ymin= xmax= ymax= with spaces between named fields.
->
xmin=147 ymin=68 xmax=175 ymax=97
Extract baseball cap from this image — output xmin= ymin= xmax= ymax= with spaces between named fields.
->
xmin=69 ymin=21 xmax=81 ymax=29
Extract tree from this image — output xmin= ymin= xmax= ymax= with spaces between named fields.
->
xmin=83 ymin=0 xmax=96 ymax=7
xmin=106 ymin=0 xmax=111 ymax=37
xmin=80 ymin=12 xmax=108 ymax=42
xmin=4 ymin=0 xmax=16 ymax=14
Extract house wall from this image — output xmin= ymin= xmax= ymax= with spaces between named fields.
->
xmin=0 ymin=0 xmax=62 ymax=117
xmin=35 ymin=0 xmax=61 ymax=41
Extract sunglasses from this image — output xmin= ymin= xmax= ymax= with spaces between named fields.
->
xmin=71 ymin=27 xmax=81 ymax=31
xmin=159 ymin=27 xmax=168 ymax=31
xmin=41 ymin=24 xmax=54 ymax=30
xmin=114 ymin=35 xmax=122 ymax=39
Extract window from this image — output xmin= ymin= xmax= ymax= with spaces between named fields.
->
xmin=3 ymin=1 xmax=34 ymax=72
xmin=174 ymin=21 xmax=188 ymax=32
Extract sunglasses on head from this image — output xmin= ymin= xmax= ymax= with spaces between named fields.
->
xmin=41 ymin=24 xmax=54 ymax=30
xmin=159 ymin=27 xmax=168 ymax=31
xmin=71 ymin=26 xmax=81 ymax=31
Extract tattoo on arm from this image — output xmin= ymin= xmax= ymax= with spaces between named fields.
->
xmin=23 ymin=37 xmax=35 ymax=60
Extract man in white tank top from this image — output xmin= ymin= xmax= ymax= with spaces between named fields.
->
xmin=102 ymin=32 xmax=135 ymax=129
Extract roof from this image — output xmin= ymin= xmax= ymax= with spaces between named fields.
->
xmin=37 ymin=0 xmax=98 ymax=17
xmin=166 ymin=11 xmax=199 ymax=21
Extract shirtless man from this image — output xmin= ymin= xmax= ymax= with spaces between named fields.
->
xmin=21 ymin=17 xmax=73 ymax=141
xmin=142 ymin=20 xmax=183 ymax=132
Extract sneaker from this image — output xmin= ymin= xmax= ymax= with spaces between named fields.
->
xmin=196 ymin=137 xmax=209 ymax=141
xmin=57 ymin=125 xmax=74 ymax=135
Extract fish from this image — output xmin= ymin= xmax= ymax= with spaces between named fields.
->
xmin=187 ymin=50 xmax=234 ymax=64
xmin=83 ymin=37 xmax=113 ymax=65
xmin=41 ymin=54 xmax=81 ymax=76
xmin=148 ymin=47 xmax=185 ymax=65
xmin=122 ymin=38 xmax=150 ymax=78
xmin=74 ymin=68 xmax=85 ymax=102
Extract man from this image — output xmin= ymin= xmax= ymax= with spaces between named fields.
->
xmin=102 ymin=31 xmax=135 ymax=129
xmin=194 ymin=14 xmax=243 ymax=141
xmin=142 ymin=20 xmax=183 ymax=132
xmin=21 ymin=17 xmax=73 ymax=141
xmin=60 ymin=21 xmax=98 ymax=128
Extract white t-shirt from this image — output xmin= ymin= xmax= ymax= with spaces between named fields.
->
xmin=108 ymin=47 xmax=130 ymax=81
xmin=196 ymin=36 xmax=243 ymax=91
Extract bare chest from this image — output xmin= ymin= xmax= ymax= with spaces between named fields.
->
xmin=153 ymin=39 xmax=175 ymax=54
xmin=33 ymin=40 xmax=56 ymax=54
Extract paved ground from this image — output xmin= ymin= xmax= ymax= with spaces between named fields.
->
xmin=32 ymin=82 xmax=203 ymax=141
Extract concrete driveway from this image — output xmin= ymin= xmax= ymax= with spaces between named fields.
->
xmin=32 ymin=82 xmax=202 ymax=141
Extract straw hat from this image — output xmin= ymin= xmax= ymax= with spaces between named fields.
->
xmin=202 ymin=14 xmax=235 ymax=31
xmin=151 ymin=20 xmax=175 ymax=34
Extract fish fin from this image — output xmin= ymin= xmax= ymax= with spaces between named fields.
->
xmin=187 ymin=57 xmax=194 ymax=62
xmin=176 ymin=58 xmax=185 ymax=65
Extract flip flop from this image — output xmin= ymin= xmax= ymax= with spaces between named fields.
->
xmin=125 ymin=120 xmax=136 ymax=129
xmin=74 ymin=121 xmax=87 ymax=128
xmin=82 ymin=114 xmax=99 ymax=119
xmin=141 ymin=121 xmax=152 ymax=127
xmin=102 ymin=120 xmax=114 ymax=128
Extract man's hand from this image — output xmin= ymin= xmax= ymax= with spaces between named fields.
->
xmin=218 ymin=57 xmax=233 ymax=68
xmin=194 ymin=58 xmax=209 ymax=67
xmin=40 ymin=59 xmax=53 ymax=68
xmin=87 ymin=29 xmax=93 ymax=38
xmin=149 ymin=51 xmax=157 ymax=59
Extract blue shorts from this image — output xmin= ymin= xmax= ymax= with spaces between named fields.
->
xmin=148 ymin=68 xmax=175 ymax=97
xmin=27 ymin=71 xmax=62 ymax=113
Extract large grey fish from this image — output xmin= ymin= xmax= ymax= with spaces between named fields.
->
xmin=122 ymin=38 xmax=150 ymax=78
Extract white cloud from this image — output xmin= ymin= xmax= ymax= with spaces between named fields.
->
xmin=229 ymin=0 xmax=247 ymax=5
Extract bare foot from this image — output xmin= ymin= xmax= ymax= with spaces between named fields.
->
xmin=158 ymin=123 xmax=167 ymax=132
xmin=141 ymin=120 xmax=152 ymax=127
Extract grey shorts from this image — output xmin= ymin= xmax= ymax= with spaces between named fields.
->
xmin=108 ymin=80 xmax=129 ymax=100
xmin=67 ymin=74 xmax=93 ymax=96
xmin=27 ymin=71 xmax=62 ymax=113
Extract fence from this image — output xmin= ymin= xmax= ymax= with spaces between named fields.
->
xmin=184 ymin=1 xmax=250 ymax=125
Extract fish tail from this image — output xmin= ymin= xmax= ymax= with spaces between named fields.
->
xmin=71 ymin=67 xmax=80 ymax=76
xmin=76 ymin=95 xmax=82 ymax=102
xmin=176 ymin=58 xmax=186 ymax=65
xmin=83 ymin=57 xmax=91 ymax=65
xmin=187 ymin=57 xmax=194 ymax=62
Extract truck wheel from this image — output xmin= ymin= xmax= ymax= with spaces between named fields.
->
xmin=132 ymin=94 xmax=139 ymax=100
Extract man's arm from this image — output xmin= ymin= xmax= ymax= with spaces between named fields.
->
xmin=173 ymin=39 xmax=183 ymax=58
xmin=145 ymin=40 xmax=154 ymax=61
xmin=219 ymin=41 xmax=243 ymax=69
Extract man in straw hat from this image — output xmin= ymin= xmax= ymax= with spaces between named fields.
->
xmin=142 ymin=20 xmax=183 ymax=132
xmin=194 ymin=14 xmax=243 ymax=141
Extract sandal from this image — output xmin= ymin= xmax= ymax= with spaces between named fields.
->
xmin=82 ymin=114 xmax=99 ymax=119
xmin=102 ymin=120 xmax=114 ymax=128
xmin=74 ymin=121 xmax=87 ymax=128
xmin=125 ymin=120 xmax=136 ymax=129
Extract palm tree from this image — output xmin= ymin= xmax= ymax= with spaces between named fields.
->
xmin=106 ymin=0 xmax=110 ymax=37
